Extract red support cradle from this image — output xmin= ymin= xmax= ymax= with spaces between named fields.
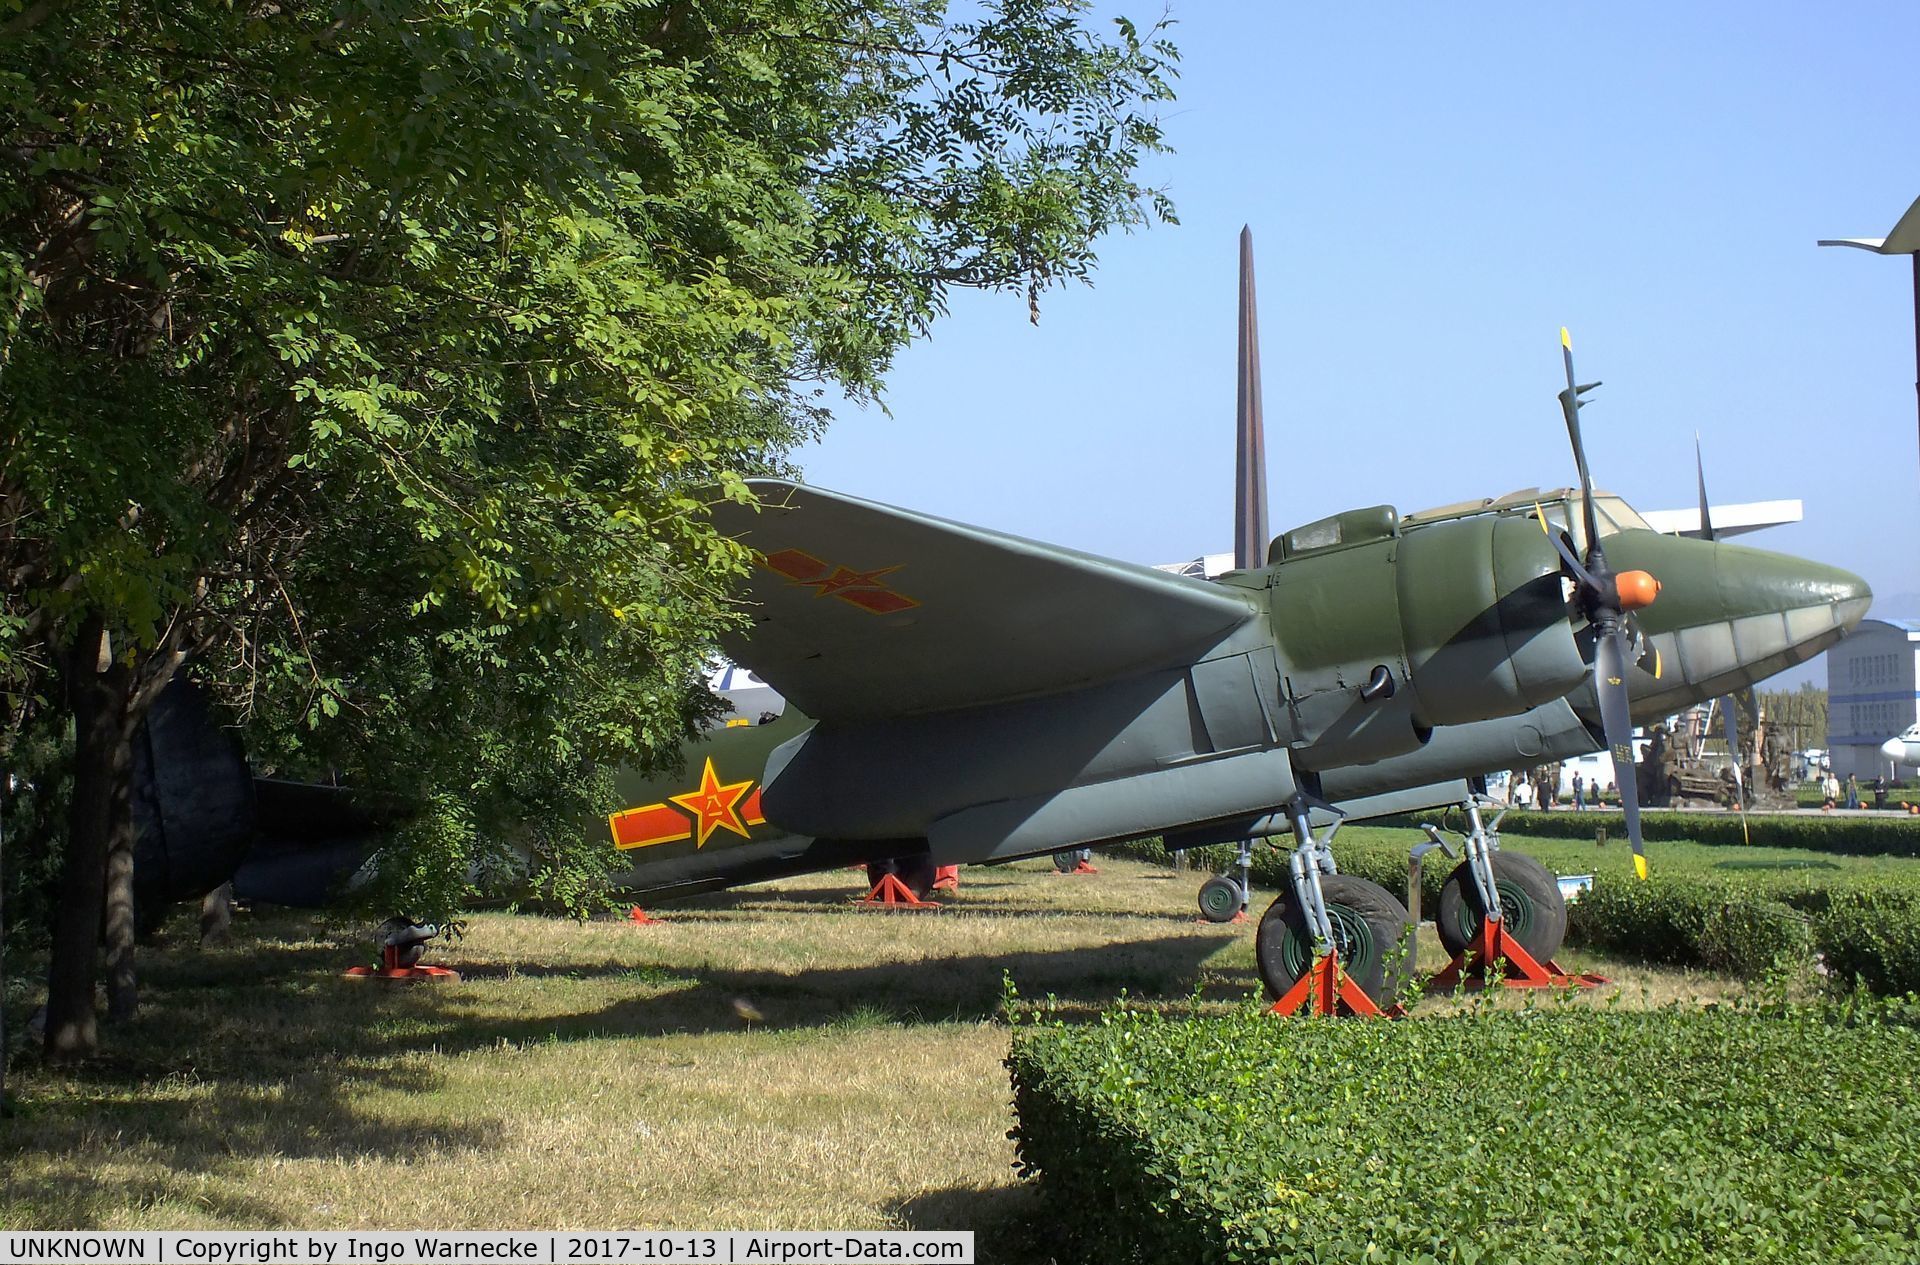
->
xmin=343 ymin=944 xmax=461 ymax=983
xmin=856 ymin=873 xmax=943 ymax=910
xmin=1425 ymin=917 xmax=1607 ymax=992
xmin=1269 ymin=951 xmax=1402 ymax=1018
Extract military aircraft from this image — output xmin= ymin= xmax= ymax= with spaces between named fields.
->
xmin=605 ymin=246 xmax=1871 ymax=1006
xmin=1883 ymin=724 xmax=1920 ymax=769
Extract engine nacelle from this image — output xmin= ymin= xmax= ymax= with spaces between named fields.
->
xmin=1270 ymin=510 xmax=1587 ymax=769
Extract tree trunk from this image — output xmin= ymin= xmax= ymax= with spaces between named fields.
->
xmin=43 ymin=619 xmax=132 ymax=1063
xmin=2 ymin=767 xmax=11 ymax=1115
xmin=104 ymin=759 xmax=136 ymax=1020
xmin=199 ymin=882 xmax=233 ymax=947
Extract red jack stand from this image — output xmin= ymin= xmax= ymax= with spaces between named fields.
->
xmin=628 ymin=906 xmax=662 ymax=926
xmin=857 ymin=874 xmax=942 ymax=910
xmin=344 ymin=945 xmax=461 ymax=983
xmin=1425 ymin=918 xmax=1607 ymax=993
xmin=931 ymin=865 xmax=961 ymax=892
xmin=1269 ymin=951 xmax=1399 ymax=1018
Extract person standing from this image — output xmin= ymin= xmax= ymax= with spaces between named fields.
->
xmin=1572 ymin=771 xmax=1585 ymax=811
xmin=1845 ymin=773 xmax=1860 ymax=811
xmin=1512 ymin=776 xmax=1533 ymax=809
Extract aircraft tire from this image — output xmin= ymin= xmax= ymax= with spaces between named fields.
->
xmin=866 ymin=855 xmax=938 ymax=900
xmin=1256 ymin=875 xmax=1412 ymax=1006
xmin=1196 ymin=875 xmax=1243 ymax=923
xmin=1053 ymin=847 xmax=1093 ymax=874
xmin=1435 ymin=852 xmax=1567 ymax=965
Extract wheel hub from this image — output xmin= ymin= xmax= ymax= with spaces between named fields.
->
xmin=1282 ymin=902 xmax=1376 ymax=978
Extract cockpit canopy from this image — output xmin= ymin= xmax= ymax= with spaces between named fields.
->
xmin=1400 ymin=487 xmax=1650 ymax=551
xmin=1269 ymin=488 xmax=1650 ymax=566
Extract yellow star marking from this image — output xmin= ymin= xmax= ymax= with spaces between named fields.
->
xmin=669 ymin=758 xmax=756 ymax=848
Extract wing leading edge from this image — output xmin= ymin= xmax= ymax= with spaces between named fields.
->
xmin=710 ymin=481 xmax=1257 ymax=721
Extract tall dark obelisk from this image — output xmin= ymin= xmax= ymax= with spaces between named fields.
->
xmin=1234 ymin=227 xmax=1269 ymax=571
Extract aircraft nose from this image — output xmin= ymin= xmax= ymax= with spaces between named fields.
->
xmin=1885 ymin=737 xmax=1908 ymax=762
xmin=1602 ymin=531 xmax=1871 ymax=700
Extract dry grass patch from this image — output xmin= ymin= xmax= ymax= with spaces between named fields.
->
xmin=1 ymin=856 xmax=1757 ymax=1256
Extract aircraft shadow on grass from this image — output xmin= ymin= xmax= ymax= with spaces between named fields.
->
xmin=4 ymin=924 xmax=1254 ymax=1225
xmin=436 ymin=928 xmax=1257 ymax=1039
xmin=96 ymin=927 xmax=1251 ymax=1065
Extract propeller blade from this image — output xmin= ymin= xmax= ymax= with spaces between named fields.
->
xmin=1558 ymin=328 xmax=1604 ymax=557
xmin=1625 ymin=613 xmax=1662 ymax=679
xmin=1595 ymin=630 xmax=1648 ymax=878
xmin=1540 ymin=518 xmax=1601 ymax=589
xmin=1720 ymin=693 xmax=1751 ymax=845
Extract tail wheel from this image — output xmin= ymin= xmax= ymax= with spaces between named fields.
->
xmin=1435 ymin=852 xmax=1567 ymax=965
xmin=1053 ymin=848 xmax=1092 ymax=874
xmin=1256 ymin=875 xmax=1412 ymax=1005
xmin=1196 ymin=875 xmax=1244 ymax=923
xmin=866 ymin=855 xmax=937 ymax=900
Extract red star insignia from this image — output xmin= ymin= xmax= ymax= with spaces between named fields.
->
xmin=669 ymin=758 xmax=756 ymax=848
xmin=804 ymin=565 xmax=902 ymax=597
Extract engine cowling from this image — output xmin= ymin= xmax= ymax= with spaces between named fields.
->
xmin=1270 ymin=510 xmax=1587 ymax=769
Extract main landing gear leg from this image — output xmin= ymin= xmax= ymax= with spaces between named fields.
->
xmin=1285 ymin=793 xmax=1340 ymax=954
xmin=1263 ymin=794 xmax=1403 ymax=1018
xmin=1427 ymin=795 xmax=1597 ymax=990
xmin=1235 ymin=840 xmax=1255 ymax=919
xmin=1462 ymin=795 xmax=1505 ymax=928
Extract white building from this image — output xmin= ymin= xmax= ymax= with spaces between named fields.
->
xmin=1828 ymin=618 xmax=1920 ymax=779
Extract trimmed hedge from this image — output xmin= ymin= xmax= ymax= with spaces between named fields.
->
xmin=1564 ymin=874 xmax=1813 ymax=977
xmin=1110 ymin=828 xmax=1920 ymax=992
xmin=1010 ymin=1004 xmax=1920 ymax=1264
xmin=1459 ymin=808 xmax=1920 ymax=858
xmin=1817 ymin=888 xmax=1920 ymax=999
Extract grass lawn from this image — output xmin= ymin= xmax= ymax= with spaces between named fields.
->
xmin=1 ymin=856 xmax=1760 ymax=1255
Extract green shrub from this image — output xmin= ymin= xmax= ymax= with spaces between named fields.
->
xmin=1816 ymin=888 xmax=1920 ymax=998
xmin=1113 ymin=825 xmax=1920 ymax=993
xmin=1010 ymin=1004 xmax=1920 ymax=1264
xmin=1471 ymin=809 xmax=1920 ymax=857
xmin=1560 ymin=875 xmax=1810 ymax=977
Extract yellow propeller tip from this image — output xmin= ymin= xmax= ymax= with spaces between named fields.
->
xmin=1561 ymin=327 xmax=1572 ymax=349
xmin=1633 ymin=854 xmax=1648 ymax=881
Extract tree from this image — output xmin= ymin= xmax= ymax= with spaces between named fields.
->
xmin=0 ymin=1 xmax=1177 ymax=1059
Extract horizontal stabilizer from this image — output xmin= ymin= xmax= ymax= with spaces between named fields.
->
xmin=711 ymin=481 xmax=1256 ymax=720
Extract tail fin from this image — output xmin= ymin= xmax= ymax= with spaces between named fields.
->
xmin=1235 ymin=226 xmax=1269 ymax=570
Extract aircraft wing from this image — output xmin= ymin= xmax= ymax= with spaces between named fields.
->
xmin=709 ymin=480 xmax=1257 ymax=720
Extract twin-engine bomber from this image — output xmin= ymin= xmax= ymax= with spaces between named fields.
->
xmin=605 ymin=460 xmax=1865 ymax=1005
xmin=602 ymin=288 xmax=1868 ymax=1007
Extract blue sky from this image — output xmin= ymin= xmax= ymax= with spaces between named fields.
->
xmin=799 ymin=3 xmax=1919 ymax=681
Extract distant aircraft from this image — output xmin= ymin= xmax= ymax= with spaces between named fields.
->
xmin=1883 ymin=725 xmax=1920 ymax=769
xmin=603 ymin=238 xmax=1870 ymax=1005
